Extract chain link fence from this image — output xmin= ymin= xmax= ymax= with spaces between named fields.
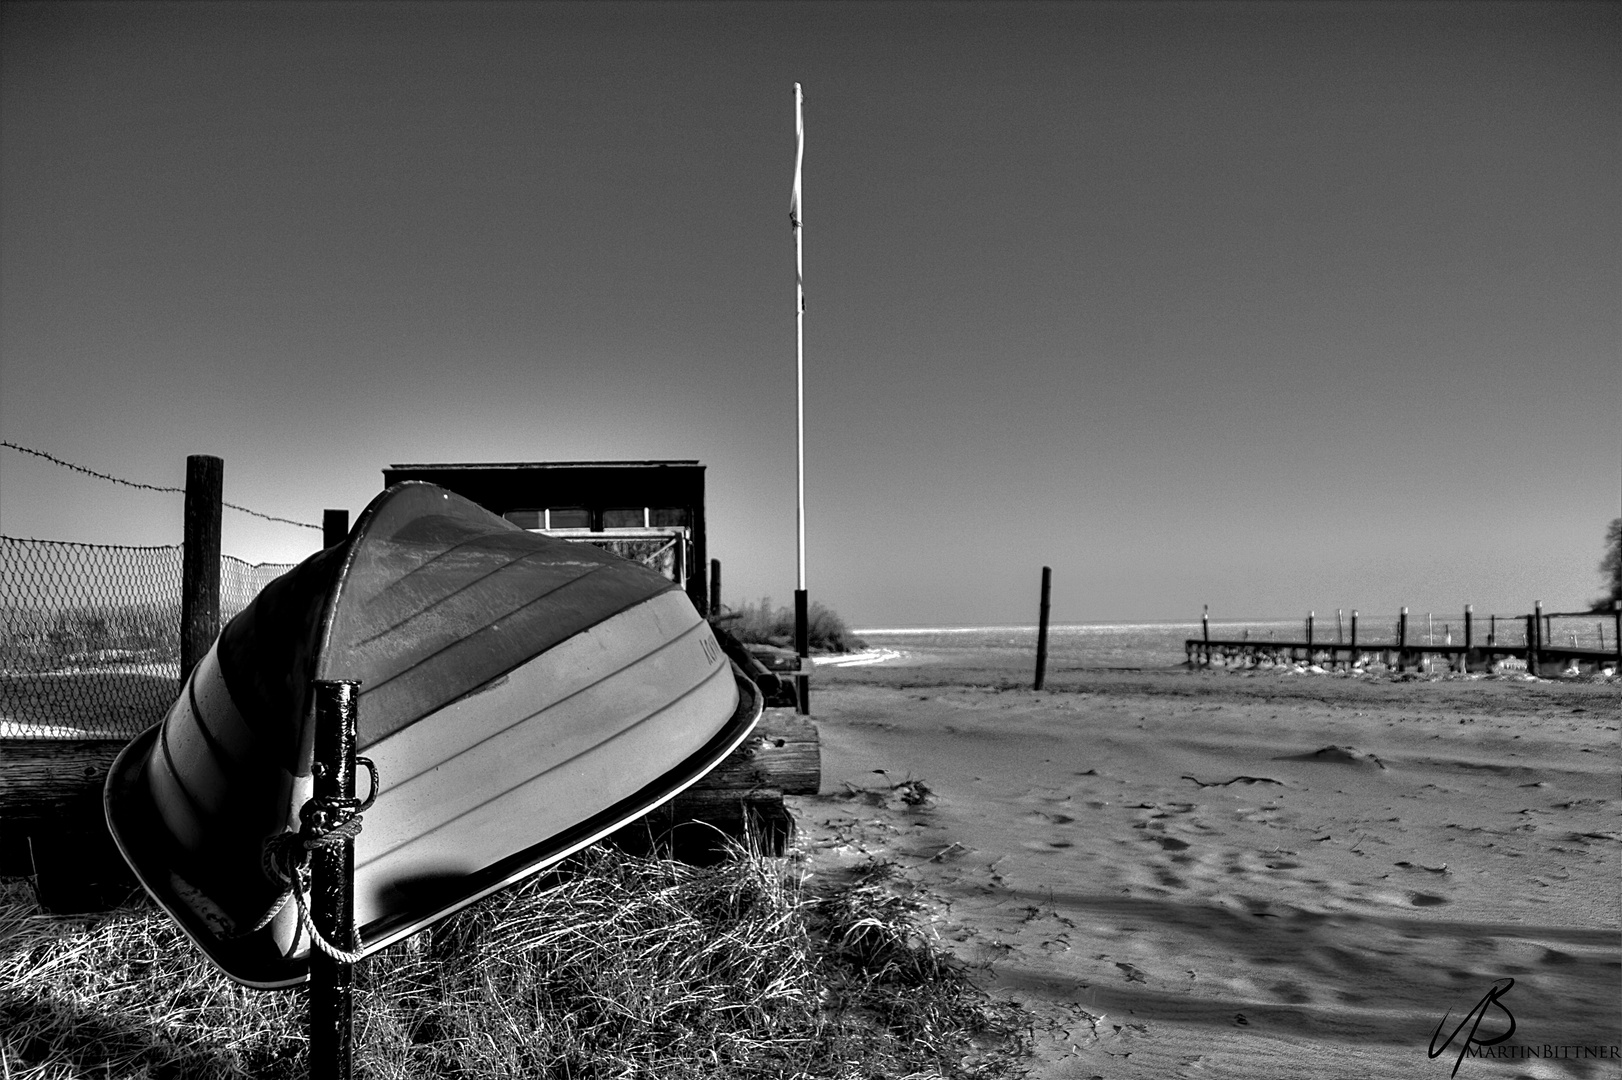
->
xmin=1 ymin=537 xmax=293 ymax=738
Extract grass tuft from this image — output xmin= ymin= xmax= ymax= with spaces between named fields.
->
xmin=0 ymin=845 xmax=1028 ymax=1079
xmin=715 ymin=598 xmax=868 ymax=655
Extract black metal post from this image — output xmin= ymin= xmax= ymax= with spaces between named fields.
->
xmin=1034 ymin=567 xmax=1052 ymax=690
xmin=181 ymin=455 xmax=223 ymax=684
xmin=709 ymin=558 xmax=721 ymax=619
xmin=323 ymin=509 xmax=350 ymax=551
xmin=1397 ymin=607 xmax=1408 ymax=672
xmin=794 ymin=589 xmax=809 ymax=715
xmin=311 ymin=679 xmax=360 ymax=1080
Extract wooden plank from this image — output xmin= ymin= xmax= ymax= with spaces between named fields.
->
xmin=0 ymin=737 xmax=125 ymax=821
xmin=692 ymin=708 xmax=819 ymax=795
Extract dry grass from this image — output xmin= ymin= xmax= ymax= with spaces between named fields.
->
xmin=0 ymin=844 xmax=1029 ymax=1079
xmin=715 ymin=598 xmax=868 ymax=655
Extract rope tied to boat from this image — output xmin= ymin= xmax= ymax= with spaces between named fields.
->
xmin=247 ymin=756 xmax=379 ymax=965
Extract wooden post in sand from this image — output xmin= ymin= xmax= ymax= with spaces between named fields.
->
xmin=1526 ymin=608 xmax=1539 ymax=677
xmin=1305 ymin=611 xmax=1314 ymax=665
xmin=1613 ymin=600 xmax=1621 ymax=670
xmin=1531 ymin=596 xmax=1544 ymax=674
xmin=1462 ymin=604 xmax=1473 ymax=673
xmin=1397 ymin=608 xmax=1408 ymax=672
xmin=1349 ymin=609 xmax=1358 ymax=667
xmin=1034 ymin=566 xmax=1052 ymax=690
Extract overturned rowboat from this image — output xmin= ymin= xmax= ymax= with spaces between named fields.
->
xmin=105 ymin=482 xmax=761 ymax=988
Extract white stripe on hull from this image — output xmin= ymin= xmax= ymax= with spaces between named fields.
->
xmin=353 ymin=590 xmax=735 ymax=935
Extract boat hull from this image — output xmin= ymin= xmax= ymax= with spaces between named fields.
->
xmin=105 ymin=483 xmax=761 ymax=988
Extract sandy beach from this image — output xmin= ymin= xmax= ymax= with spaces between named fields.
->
xmin=790 ymin=661 xmax=1620 ymax=1080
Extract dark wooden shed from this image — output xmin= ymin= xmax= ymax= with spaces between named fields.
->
xmin=381 ymin=460 xmax=709 ymax=616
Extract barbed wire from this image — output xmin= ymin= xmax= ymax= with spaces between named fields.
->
xmin=2 ymin=441 xmax=320 ymax=531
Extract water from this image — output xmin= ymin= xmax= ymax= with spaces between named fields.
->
xmin=851 ymin=621 xmax=1308 ymax=670
xmin=850 ymin=614 xmax=1618 ymax=672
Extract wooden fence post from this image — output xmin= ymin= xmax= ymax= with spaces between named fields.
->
xmin=181 ymin=455 xmax=223 ymax=685
xmin=1397 ymin=607 xmax=1408 ymax=672
xmin=1034 ymin=567 xmax=1052 ymax=690
xmin=1350 ymin=609 xmax=1358 ymax=667
xmin=323 ymin=509 xmax=349 ymax=550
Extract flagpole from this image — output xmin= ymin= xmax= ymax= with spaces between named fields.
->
xmin=791 ymin=83 xmax=809 ymax=715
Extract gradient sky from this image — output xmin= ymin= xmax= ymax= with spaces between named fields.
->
xmin=2 ymin=1 xmax=1617 ymax=626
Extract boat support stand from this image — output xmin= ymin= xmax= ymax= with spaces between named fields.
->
xmin=310 ymin=679 xmax=365 ymax=1080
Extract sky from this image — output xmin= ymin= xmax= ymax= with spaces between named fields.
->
xmin=1 ymin=1 xmax=1617 ymax=627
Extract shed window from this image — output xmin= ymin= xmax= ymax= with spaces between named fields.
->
xmin=503 ymin=510 xmax=542 ymax=530
xmin=650 ymin=507 xmax=688 ymax=528
xmin=547 ymin=507 xmax=590 ymax=529
xmin=603 ymin=508 xmax=646 ymax=529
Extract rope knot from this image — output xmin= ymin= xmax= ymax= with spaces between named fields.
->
xmin=241 ymin=756 xmax=379 ymax=966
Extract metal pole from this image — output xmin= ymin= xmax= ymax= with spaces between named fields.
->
xmin=310 ymin=680 xmax=360 ymax=1080
xmin=709 ymin=558 xmax=721 ymax=618
xmin=1398 ymin=607 xmax=1408 ymax=672
xmin=794 ymin=589 xmax=809 ymax=715
xmin=792 ymin=84 xmax=809 ymax=717
xmin=1034 ymin=567 xmax=1052 ymax=690
xmin=1350 ymin=609 xmax=1358 ymax=666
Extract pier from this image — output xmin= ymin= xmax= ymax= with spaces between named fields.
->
xmin=1186 ymin=603 xmax=1621 ymax=677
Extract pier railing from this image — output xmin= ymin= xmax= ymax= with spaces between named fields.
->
xmin=1186 ymin=603 xmax=1622 ymax=676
